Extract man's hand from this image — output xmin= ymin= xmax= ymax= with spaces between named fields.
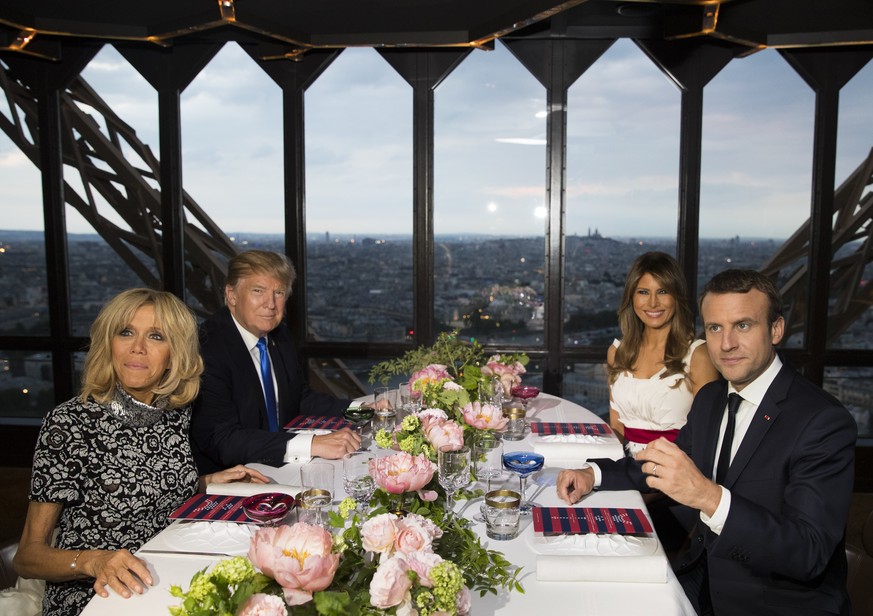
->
xmin=311 ymin=428 xmax=362 ymax=459
xmin=556 ymin=467 xmax=596 ymax=505
xmin=86 ymin=549 xmax=152 ymax=599
xmin=635 ymin=438 xmax=722 ymax=517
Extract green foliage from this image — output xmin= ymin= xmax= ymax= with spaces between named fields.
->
xmin=368 ymin=330 xmax=484 ymax=384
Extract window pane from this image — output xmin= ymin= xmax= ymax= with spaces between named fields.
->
xmin=0 ymin=59 xmax=48 ymax=336
xmin=824 ymin=366 xmax=873 ymax=439
xmin=828 ymin=62 xmax=873 ymax=349
xmin=565 ymin=40 xmax=680 ymax=347
xmin=563 ymin=362 xmax=610 ymax=420
xmin=0 ymin=350 xmax=54 ymax=420
xmin=182 ymin=43 xmax=282 ymax=316
xmin=68 ymin=46 xmax=160 ymax=335
xmin=435 ymin=42 xmax=546 ymax=345
xmin=305 ymin=49 xmax=413 ymax=343
xmin=699 ymin=50 xmax=814 ymax=348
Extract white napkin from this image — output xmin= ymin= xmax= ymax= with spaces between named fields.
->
xmin=139 ymin=521 xmax=256 ymax=556
xmin=206 ymin=483 xmax=302 ymax=498
xmin=528 ymin=533 xmax=667 ymax=583
xmin=532 ymin=434 xmax=624 ymax=466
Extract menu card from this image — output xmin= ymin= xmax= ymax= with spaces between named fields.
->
xmin=169 ymin=494 xmax=250 ymax=523
xmin=533 ymin=507 xmax=653 ymax=536
xmin=530 ymin=422 xmax=612 ymax=436
xmin=284 ymin=415 xmax=350 ymax=431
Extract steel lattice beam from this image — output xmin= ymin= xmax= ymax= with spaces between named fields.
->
xmin=0 ymin=59 xmax=237 ymax=316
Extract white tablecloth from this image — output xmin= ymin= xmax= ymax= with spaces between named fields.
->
xmin=82 ymin=393 xmax=694 ymax=616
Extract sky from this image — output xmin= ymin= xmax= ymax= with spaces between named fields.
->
xmin=1 ymin=39 xmax=871 ymax=240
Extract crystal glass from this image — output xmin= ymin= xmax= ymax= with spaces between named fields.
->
xmin=473 ymin=432 xmax=503 ymax=523
xmin=484 ymin=489 xmax=521 ymax=540
xmin=343 ymin=406 xmax=375 ymax=449
xmin=502 ymin=451 xmax=544 ymax=515
xmin=438 ymin=445 xmax=471 ymax=520
xmin=300 ymin=461 xmax=334 ymax=528
xmin=241 ymin=492 xmax=294 ymax=526
xmin=343 ymin=451 xmax=376 ymax=514
xmin=510 ymin=385 xmax=540 ymax=409
xmin=478 ymin=377 xmax=504 ymax=407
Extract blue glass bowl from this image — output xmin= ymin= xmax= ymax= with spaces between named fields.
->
xmin=502 ymin=451 xmax=545 ymax=477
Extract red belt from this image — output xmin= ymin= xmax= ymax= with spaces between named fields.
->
xmin=624 ymin=426 xmax=680 ymax=445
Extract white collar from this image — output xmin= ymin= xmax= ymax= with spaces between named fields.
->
xmin=727 ymin=353 xmax=783 ymax=406
xmin=230 ymin=312 xmax=263 ymax=352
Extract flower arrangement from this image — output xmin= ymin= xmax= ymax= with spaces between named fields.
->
xmin=169 ymin=451 xmax=523 ymax=616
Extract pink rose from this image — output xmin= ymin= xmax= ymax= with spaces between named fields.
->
xmin=237 ymin=593 xmax=287 ymax=616
xmin=361 ymin=513 xmax=400 ymax=554
xmin=394 ymin=517 xmax=436 ymax=555
xmin=369 ymin=452 xmax=435 ymax=494
xmin=424 ymin=419 xmax=464 ymax=452
xmin=370 ymin=555 xmax=413 ymax=609
xmin=404 ymin=513 xmax=443 ymax=541
xmin=248 ymin=523 xmax=340 ymax=606
xmin=405 ymin=550 xmax=444 ymax=587
xmin=460 ymin=401 xmax=509 ymax=431
xmin=457 ymin=585 xmax=472 ymax=615
xmin=482 ymin=355 xmax=525 ymax=393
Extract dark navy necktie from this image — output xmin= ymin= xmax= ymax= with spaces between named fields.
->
xmin=715 ymin=393 xmax=743 ymax=484
xmin=256 ymin=337 xmax=279 ymax=432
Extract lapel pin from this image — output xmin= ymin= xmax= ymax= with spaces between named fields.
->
xmin=764 ymin=415 xmax=771 ymax=421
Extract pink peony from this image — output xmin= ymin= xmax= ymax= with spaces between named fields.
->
xmin=417 ymin=408 xmax=449 ymax=431
xmin=410 ymin=364 xmax=452 ymax=393
xmin=460 ymin=401 xmax=509 ymax=431
xmin=424 ymin=419 xmax=464 ymax=452
xmin=361 ymin=513 xmax=400 ymax=554
xmin=482 ymin=355 xmax=526 ymax=394
xmin=237 ymin=593 xmax=288 ymax=616
xmin=369 ymin=452 xmax=436 ymax=495
xmin=370 ymin=555 xmax=413 ymax=609
xmin=457 ymin=585 xmax=472 ymax=615
xmin=247 ymin=523 xmax=340 ymax=606
xmin=404 ymin=550 xmax=444 ymax=588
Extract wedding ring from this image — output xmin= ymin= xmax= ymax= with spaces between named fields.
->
xmin=651 ymin=463 xmax=658 ymax=476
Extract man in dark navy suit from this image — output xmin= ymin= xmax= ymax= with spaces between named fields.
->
xmin=191 ymin=250 xmax=360 ymax=474
xmin=557 ymin=269 xmax=855 ymax=615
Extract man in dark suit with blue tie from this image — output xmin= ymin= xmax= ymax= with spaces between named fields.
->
xmin=557 ymin=269 xmax=856 ymax=615
xmin=191 ymin=250 xmax=361 ymax=474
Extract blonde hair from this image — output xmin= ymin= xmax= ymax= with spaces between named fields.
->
xmin=226 ymin=250 xmax=296 ymax=296
xmin=80 ymin=288 xmax=203 ymax=408
xmin=608 ymin=252 xmax=695 ymax=386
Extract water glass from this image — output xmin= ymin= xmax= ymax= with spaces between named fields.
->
xmin=343 ymin=451 xmax=375 ymax=514
xmin=484 ymin=489 xmax=521 ymax=540
xmin=300 ymin=461 xmax=334 ymax=528
xmin=478 ymin=377 xmax=504 ymax=407
xmin=372 ymin=408 xmax=397 ymax=440
xmin=438 ymin=445 xmax=471 ymax=520
xmin=502 ymin=404 xmax=527 ymax=441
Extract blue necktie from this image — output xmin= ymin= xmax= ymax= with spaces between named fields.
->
xmin=716 ymin=393 xmax=743 ymax=484
xmin=256 ymin=337 xmax=279 ymax=432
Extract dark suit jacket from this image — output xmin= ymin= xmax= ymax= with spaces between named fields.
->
xmin=190 ymin=307 xmax=349 ymax=474
xmin=595 ymin=362 xmax=856 ymax=615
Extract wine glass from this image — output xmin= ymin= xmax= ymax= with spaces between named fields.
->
xmin=510 ymin=385 xmax=540 ymax=410
xmin=300 ymin=461 xmax=334 ymax=528
xmin=343 ymin=451 xmax=375 ymax=514
xmin=502 ymin=451 xmax=544 ymax=515
xmin=438 ymin=445 xmax=471 ymax=521
xmin=473 ymin=432 xmax=503 ymax=522
xmin=344 ymin=406 xmax=375 ymax=449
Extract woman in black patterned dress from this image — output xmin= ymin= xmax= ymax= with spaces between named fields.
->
xmin=13 ymin=289 xmax=268 ymax=616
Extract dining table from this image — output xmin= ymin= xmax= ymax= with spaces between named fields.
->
xmin=81 ymin=393 xmax=695 ymax=616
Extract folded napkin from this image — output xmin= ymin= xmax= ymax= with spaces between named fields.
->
xmin=529 ymin=533 xmax=667 ymax=583
xmin=140 ymin=520 xmax=257 ymax=556
xmin=207 ymin=482 xmax=302 ymax=498
xmin=532 ymin=433 xmax=624 ymax=465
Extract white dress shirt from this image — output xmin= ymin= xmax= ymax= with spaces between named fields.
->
xmin=229 ymin=315 xmax=313 ymax=463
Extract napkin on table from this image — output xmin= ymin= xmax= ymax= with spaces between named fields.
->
xmin=530 ymin=533 xmax=668 ymax=583
xmin=206 ymin=482 xmax=302 ymax=498
xmin=532 ymin=433 xmax=624 ymax=465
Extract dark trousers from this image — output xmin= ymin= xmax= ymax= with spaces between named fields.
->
xmin=677 ymin=555 xmax=714 ymax=616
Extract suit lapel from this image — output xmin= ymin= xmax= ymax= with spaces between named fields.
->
xmin=699 ymin=381 xmax=728 ymax=481
xmin=722 ymin=365 xmax=793 ymax=486
xmin=268 ymin=335 xmax=293 ymax=425
xmin=219 ymin=308 xmax=269 ymax=421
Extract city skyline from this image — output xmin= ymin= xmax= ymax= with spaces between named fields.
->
xmin=1 ymin=42 xmax=871 ymax=240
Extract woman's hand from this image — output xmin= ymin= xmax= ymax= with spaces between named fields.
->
xmin=85 ymin=549 xmax=152 ymax=599
xmin=199 ymin=465 xmax=271 ymax=491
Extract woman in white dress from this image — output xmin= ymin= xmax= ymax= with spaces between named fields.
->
xmin=607 ymin=252 xmax=719 ymax=456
